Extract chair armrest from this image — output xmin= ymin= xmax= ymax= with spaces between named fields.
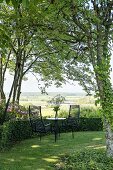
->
xmin=45 ymin=123 xmax=51 ymax=127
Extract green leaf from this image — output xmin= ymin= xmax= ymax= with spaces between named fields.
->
xmin=6 ymin=0 xmax=10 ymax=4
xmin=22 ymin=0 xmax=30 ymax=7
xmin=11 ymin=0 xmax=18 ymax=8
xmin=0 ymin=0 xmax=3 ymax=3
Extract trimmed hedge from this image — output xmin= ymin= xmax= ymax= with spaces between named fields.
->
xmin=45 ymin=117 xmax=103 ymax=132
xmin=78 ymin=118 xmax=103 ymax=131
xmin=0 ymin=125 xmax=3 ymax=139
xmin=0 ymin=120 xmax=32 ymax=150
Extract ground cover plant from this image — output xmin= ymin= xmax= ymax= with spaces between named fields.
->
xmin=0 ymin=131 xmax=105 ymax=170
xmin=55 ymin=149 xmax=113 ymax=170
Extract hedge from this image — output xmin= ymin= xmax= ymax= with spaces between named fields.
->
xmin=0 ymin=118 xmax=103 ymax=150
xmin=45 ymin=117 xmax=103 ymax=132
xmin=0 ymin=120 xmax=32 ymax=150
xmin=78 ymin=118 xmax=103 ymax=131
xmin=0 ymin=126 xmax=3 ymax=139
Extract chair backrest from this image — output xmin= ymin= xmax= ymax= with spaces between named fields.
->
xmin=68 ymin=105 xmax=80 ymax=118
xmin=29 ymin=105 xmax=42 ymax=118
xmin=28 ymin=105 xmax=45 ymax=132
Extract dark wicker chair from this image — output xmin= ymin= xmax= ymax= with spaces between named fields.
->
xmin=68 ymin=105 xmax=80 ymax=118
xmin=28 ymin=105 xmax=51 ymax=140
xmin=64 ymin=105 xmax=80 ymax=138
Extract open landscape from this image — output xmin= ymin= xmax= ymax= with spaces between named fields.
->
xmin=16 ymin=92 xmax=96 ymax=117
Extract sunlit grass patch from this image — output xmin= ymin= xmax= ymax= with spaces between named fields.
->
xmin=0 ymin=131 xmax=105 ymax=170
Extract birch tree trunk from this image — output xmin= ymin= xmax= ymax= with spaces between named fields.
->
xmin=105 ymin=122 xmax=113 ymax=157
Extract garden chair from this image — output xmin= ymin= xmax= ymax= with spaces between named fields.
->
xmin=68 ymin=105 xmax=80 ymax=118
xmin=65 ymin=105 xmax=80 ymax=138
xmin=28 ymin=105 xmax=51 ymax=140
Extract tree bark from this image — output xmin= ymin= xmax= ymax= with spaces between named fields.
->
xmin=0 ymin=55 xmax=6 ymax=102
xmin=0 ymin=55 xmax=2 ymax=101
xmin=105 ymin=121 xmax=113 ymax=157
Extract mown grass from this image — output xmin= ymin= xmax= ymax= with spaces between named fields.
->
xmin=0 ymin=131 xmax=105 ymax=170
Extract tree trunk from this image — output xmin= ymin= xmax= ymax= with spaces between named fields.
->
xmin=16 ymin=75 xmax=23 ymax=104
xmin=0 ymin=55 xmax=6 ymax=102
xmin=16 ymin=54 xmax=25 ymax=104
xmin=0 ymin=55 xmax=2 ymax=101
xmin=1 ymin=68 xmax=19 ymax=124
xmin=12 ymin=46 xmax=22 ymax=105
xmin=105 ymin=121 xmax=113 ymax=157
xmin=12 ymin=65 xmax=19 ymax=105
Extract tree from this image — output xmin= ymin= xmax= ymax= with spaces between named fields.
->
xmin=0 ymin=1 xmax=65 ymax=123
xmin=45 ymin=0 xmax=113 ymax=157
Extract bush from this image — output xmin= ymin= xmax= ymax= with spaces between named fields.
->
xmin=58 ymin=107 xmax=102 ymax=119
xmin=59 ymin=110 xmax=68 ymax=118
xmin=55 ymin=149 xmax=113 ymax=170
xmin=80 ymin=107 xmax=102 ymax=118
xmin=0 ymin=125 xmax=3 ymax=139
xmin=1 ymin=120 xmax=32 ymax=150
xmin=79 ymin=118 xmax=103 ymax=131
xmin=45 ymin=117 xmax=103 ymax=132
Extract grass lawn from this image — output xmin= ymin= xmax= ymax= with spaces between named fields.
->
xmin=0 ymin=131 xmax=105 ymax=170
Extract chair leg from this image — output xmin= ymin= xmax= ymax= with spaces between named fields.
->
xmin=39 ymin=134 xmax=42 ymax=141
xmin=55 ymin=130 xmax=58 ymax=142
xmin=59 ymin=128 xmax=60 ymax=137
xmin=72 ymin=128 xmax=74 ymax=138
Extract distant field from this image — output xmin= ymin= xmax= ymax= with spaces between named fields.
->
xmin=17 ymin=92 xmax=97 ymax=117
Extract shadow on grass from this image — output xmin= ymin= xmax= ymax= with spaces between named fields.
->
xmin=0 ymin=131 xmax=105 ymax=170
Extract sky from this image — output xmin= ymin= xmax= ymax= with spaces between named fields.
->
xmin=4 ymin=72 xmax=84 ymax=93
xmin=4 ymin=56 xmax=113 ymax=94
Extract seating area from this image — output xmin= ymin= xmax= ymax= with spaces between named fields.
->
xmin=28 ymin=104 xmax=81 ymax=141
xmin=0 ymin=103 xmax=103 ymax=169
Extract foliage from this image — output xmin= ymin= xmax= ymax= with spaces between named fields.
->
xmin=55 ymin=149 xmax=113 ymax=170
xmin=58 ymin=107 xmax=101 ymax=118
xmin=49 ymin=94 xmax=65 ymax=106
xmin=45 ymin=117 xmax=103 ymax=132
xmin=59 ymin=109 xmax=68 ymax=118
xmin=0 ymin=125 xmax=3 ymax=139
xmin=0 ymin=0 xmax=43 ymax=8
xmin=0 ymin=120 xmax=32 ymax=150
xmin=45 ymin=0 xmax=113 ymax=129
xmin=80 ymin=107 xmax=102 ymax=118
xmin=7 ymin=103 xmax=28 ymax=119
xmin=0 ymin=1 xmax=65 ymax=124
xmin=1 ymin=0 xmax=113 ymax=156
xmin=79 ymin=118 xmax=103 ymax=131
xmin=0 ymin=102 xmax=29 ymax=124
xmin=49 ymin=94 xmax=65 ymax=116
xmin=0 ymin=102 xmax=16 ymax=124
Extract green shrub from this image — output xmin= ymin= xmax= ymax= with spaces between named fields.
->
xmin=1 ymin=120 xmax=32 ymax=150
xmin=80 ymin=107 xmax=102 ymax=118
xmin=0 ymin=125 xmax=3 ymax=139
xmin=59 ymin=107 xmax=102 ymax=119
xmin=55 ymin=149 xmax=113 ymax=170
xmin=79 ymin=118 xmax=103 ymax=131
xmin=45 ymin=117 xmax=103 ymax=132
xmin=59 ymin=110 xmax=68 ymax=118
